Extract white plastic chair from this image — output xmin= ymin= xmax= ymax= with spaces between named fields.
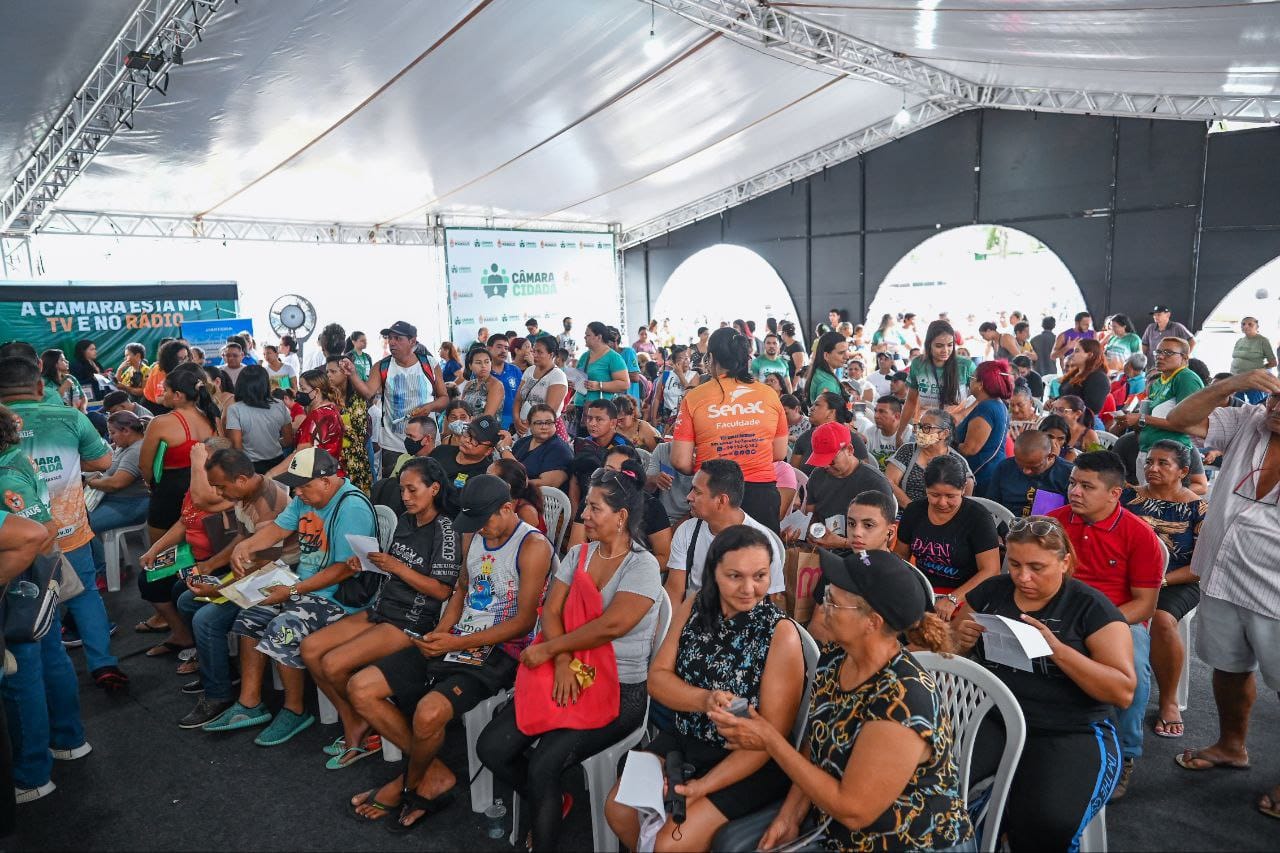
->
xmin=465 ymin=689 xmax=513 ymax=812
xmin=374 ymin=504 xmax=398 ymax=550
xmin=1093 ymin=430 xmax=1118 ymax=449
xmin=913 ymin=651 xmax=1027 ymax=853
xmin=1080 ymin=806 xmax=1108 ymax=852
xmin=102 ymin=523 xmax=149 ymax=592
xmin=540 ymin=485 xmax=572 ymax=553
xmin=1041 ymin=374 xmax=1061 ymax=402
xmin=967 ymin=496 xmax=1015 ymax=530
xmin=508 ymin=590 xmax=674 ymax=852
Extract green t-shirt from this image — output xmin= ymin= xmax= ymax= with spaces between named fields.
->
xmin=751 ymin=356 xmax=790 ymax=382
xmin=1104 ymin=333 xmax=1142 ymax=363
xmin=0 ymin=444 xmax=53 ymax=525
xmin=1140 ymin=367 xmax=1205 ymax=451
xmin=6 ymin=400 xmax=110 ymax=550
xmin=1230 ymin=334 xmax=1275 ymax=374
xmin=352 ymin=351 xmax=373 ymax=382
xmin=573 ymin=348 xmax=628 ymax=405
xmin=808 ymin=370 xmax=844 ymax=403
xmin=906 ymin=357 xmax=976 ymax=410
xmin=41 ymin=382 xmax=63 ymax=407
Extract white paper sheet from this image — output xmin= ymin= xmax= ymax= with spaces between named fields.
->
xmin=972 ymin=613 xmax=1054 ymax=672
xmin=615 ymin=751 xmax=666 ymax=852
xmin=344 ymin=533 xmax=387 ymax=576
xmin=780 ymin=509 xmax=813 ymax=539
xmin=219 ymin=562 xmax=300 ymax=609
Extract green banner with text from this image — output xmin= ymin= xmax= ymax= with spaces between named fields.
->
xmin=0 ymin=281 xmax=239 ymax=363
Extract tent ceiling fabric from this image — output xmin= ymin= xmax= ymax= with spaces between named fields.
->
xmin=0 ymin=0 xmax=141 ymax=191
xmin=4 ymin=0 xmax=1279 ymax=233
xmin=783 ymin=0 xmax=1280 ymax=97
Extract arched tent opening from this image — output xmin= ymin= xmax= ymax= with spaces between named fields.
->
xmin=1195 ymin=255 xmax=1280 ymax=375
xmin=653 ymin=244 xmax=803 ymax=347
xmin=866 ymin=225 xmax=1087 ymax=347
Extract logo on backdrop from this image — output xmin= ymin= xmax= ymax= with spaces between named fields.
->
xmin=482 ymin=263 xmax=558 ymax=298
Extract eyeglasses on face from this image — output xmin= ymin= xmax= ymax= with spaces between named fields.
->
xmin=821 ymin=587 xmax=865 ymax=614
xmin=529 ymin=419 xmax=556 ymax=427
xmin=1153 ymin=349 xmax=1185 ymax=358
xmin=917 ymin=424 xmax=945 ymax=434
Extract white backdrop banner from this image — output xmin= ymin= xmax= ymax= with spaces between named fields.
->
xmin=444 ymin=228 xmax=618 ymax=347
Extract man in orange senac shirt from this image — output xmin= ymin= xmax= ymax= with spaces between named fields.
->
xmin=671 ymin=328 xmax=788 ymax=533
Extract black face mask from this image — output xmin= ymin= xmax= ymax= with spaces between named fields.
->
xmin=294 ymin=391 xmax=312 ymax=407
xmin=404 ymin=437 xmax=424 ymax=455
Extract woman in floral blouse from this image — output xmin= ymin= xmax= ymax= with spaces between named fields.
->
xmin=606 ymin=525 xmax=804 ymax=851
xmin=714 ymin=548 xmax=974 ymax=853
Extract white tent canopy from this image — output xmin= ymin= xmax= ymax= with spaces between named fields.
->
xmin=2 ymin=0 xmax=1278 ymax=242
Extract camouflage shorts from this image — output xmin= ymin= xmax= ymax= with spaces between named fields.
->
xmin=231 ymin=595 xmax=347 ymax=669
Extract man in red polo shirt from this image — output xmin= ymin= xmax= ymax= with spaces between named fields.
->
xmin=1050 ymin=450 xmax=1163 ymax=802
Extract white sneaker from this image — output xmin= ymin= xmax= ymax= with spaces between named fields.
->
xmin=50 ymin=742 xmax=92 ymax=761
xmin=15 ymin=781 xmax=56 ymax=804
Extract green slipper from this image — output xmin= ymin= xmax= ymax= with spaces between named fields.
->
xmin=254 ymin=708 xmax=315 ymax=747
xmin=323 ymin=735 xmax=347 ymax=757
xmin=201 ymin=702 xmax=271 ymax=733
xmin=325 ymin=736 xmax=382 ymax=770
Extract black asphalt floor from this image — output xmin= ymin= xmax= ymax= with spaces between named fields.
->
xmin=10 ymin=590 xmax=1280 ymax=851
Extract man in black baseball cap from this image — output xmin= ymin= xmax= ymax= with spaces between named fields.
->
xmin=452 ymin=473 xmax=514 ymax=534
xmin=1140 ymin=305 xmax=1195 ymax=360
xmin=428 ymin=414 xmax=501 ymax=497
xmin=347 ymin=319 xmax=447 ymax=473
xmin=817 ymin=548 xmax=930 ymax=633
xmin=379 ymin=320 xmax=417 ymax=339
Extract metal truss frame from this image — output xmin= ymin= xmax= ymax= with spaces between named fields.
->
xmin=621 ymin=0 xmax=1280 ymax=247
xmin=33 ymin=210 xmax=617 ymax=246
xmin=36 ymin=210 xmax=436 ymax=245
xmin=619 ymin=98 xmax=958 ymax=247
xmin=650 ymin=0 xmax=1280 ymax=123
xmin=0 ymin=0 xmax=227 ymax=236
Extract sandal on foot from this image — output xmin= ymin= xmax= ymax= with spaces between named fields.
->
xmin=323 ymin=735 xmax=348 ymax=757
xmin=146 ymin=641 xmax=193 ymax=657
xmin=348 ymin=788 xmax=397 ymax=823
xmin=175 ymin=657 xmax=200 ymax=676
xmin=134 ymin=619 xmax=168 ymax=634
xmin=326 ymin=735 xmax=382 ymax=770
xmin=1174 ymin=748 xmax=1250 ymax=771
xmin=385 ymin=789 xmax=453 ymax=834
xmin=1258 ymin=793 xmax=1280 ymax=820
xmin=1153 ymin=718 xmax=1184 ymax=739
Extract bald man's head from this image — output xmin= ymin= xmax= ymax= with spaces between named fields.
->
xmin=1014 ymin=430 xmax=1056 ymax=477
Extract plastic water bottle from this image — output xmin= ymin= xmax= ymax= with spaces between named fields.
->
xmin=485 ymin=797 xmax=507 ymax=839
xmin=6 ymin=580 xmax=38 ymax=599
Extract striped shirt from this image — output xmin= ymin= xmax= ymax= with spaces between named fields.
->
xmin=1192 ymin=404 xmax=1280 ymax=619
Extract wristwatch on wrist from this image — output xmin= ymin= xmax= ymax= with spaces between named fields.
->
xmin=936 ymin=593 xmax=960 ymax=607
xmin=1137 ymin=413 xmax=1147 ymax=428
xmin=288 ymin=584 xmax=301 ymax=603
xmin=497 ymin=444 xmax=513 ymax=454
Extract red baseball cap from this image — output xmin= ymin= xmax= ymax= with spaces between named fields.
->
xmin=806 ymin=421 xmax=852 ymax=467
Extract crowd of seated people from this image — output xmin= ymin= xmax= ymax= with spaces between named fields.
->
xmin=3 ymin=301 xmax=1279 ymax=849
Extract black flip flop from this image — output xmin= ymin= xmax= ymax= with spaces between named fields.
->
xmin=134 ymin=620 xmax=168 ymax=634
xmin=347 ymin=788 xmax=396 ymax=823
xmin=385 ymin=789 xmax=454 ymax=834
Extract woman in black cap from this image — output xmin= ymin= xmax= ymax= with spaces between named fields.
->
xmin=712 ymin=549 xmax=974 ymax=852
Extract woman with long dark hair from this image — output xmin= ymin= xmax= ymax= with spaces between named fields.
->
xmin=70 ymin=339 xmax=105 ymax=400
xmin=267 ymin=367 xmax=346 ymax=479
xmin=40 ymin=348 xmax=86 ymax=411
xmin=1057 ymin=339 xmax=1111 ymax=418
xmin=1046 ymin=395 xmax=1099 ymax=459
xmin=457 ymin=348 xmax=504 ymax=418
xmin=488 ymin=457 xmax=546 ymax=533
xmin=805 ymin=331 xmax=849 ymax=404
xmin=225 ymin=364 xmax=294 ymax=474
xmin=672 ymin=327 xmax=788 ymax=533
xmin=324 ymin=355 xmax=372 ymax=493
xmin=301 ymin=457 xmax=462 ymax=769
xmin=143 ymin=339 xmax=191 ymax=413
xmin=897 ymin=320 xmax=974 ymax=444
xmin=607 ymin=525 xmax=803 ymax=851
xmin=345 ymin=331 xmax=372 ymax=381
xmin=478 ymin=466 xmax=662 ymax=851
